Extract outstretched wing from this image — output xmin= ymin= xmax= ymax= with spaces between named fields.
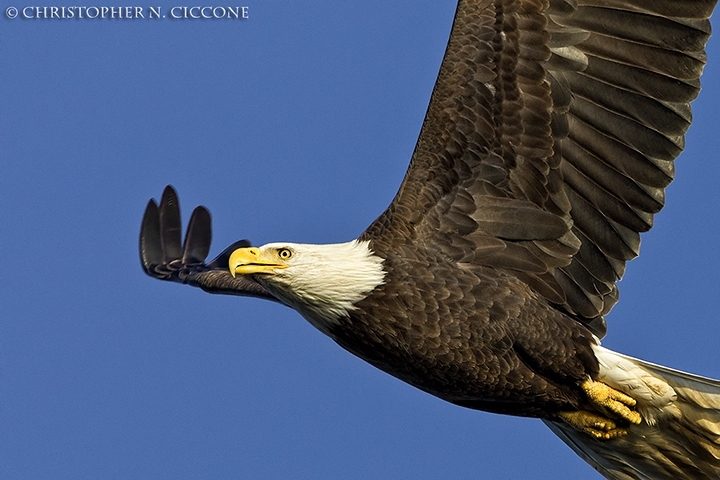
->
xmin=140 ymin=186 xmax=279 ymax=302
xmin=362 ymin=0 xmax=716 ymax=337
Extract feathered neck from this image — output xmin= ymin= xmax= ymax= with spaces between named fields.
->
xmin=257 ymin=240 xmax=386 ymax=333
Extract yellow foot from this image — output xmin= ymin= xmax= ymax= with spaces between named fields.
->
xmin=559 ymin=410 xmax=628 ymax=439
xmin=581 ymin=379 xmax=642 ymax=425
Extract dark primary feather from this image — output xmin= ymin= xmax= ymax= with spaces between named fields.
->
xmin=362 ymin=0 xmax=716 ymax=338
xmin=140 ymin=186 xmax=279 ymax=302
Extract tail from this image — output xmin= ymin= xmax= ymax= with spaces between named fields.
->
xmin=544 ymin=347 xmax=720 ymax=479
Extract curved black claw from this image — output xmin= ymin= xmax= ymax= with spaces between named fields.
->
xmin=139 ymin=186 xmax=279 ymax=302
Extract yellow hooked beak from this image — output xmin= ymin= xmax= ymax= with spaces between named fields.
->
xmin=229 ymin=247 xmax=289 ymax=277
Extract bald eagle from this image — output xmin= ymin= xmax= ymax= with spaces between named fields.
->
xmin=140 ymin=1 xmax=720 ymax=478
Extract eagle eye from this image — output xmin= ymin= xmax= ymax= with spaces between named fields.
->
xmin=277 ymin=248 xmax=293 ymax=260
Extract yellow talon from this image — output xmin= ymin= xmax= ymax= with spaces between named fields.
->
xmin=559 ymin=411 xmax=628 ymax=439
xmin=559 ymin=379 xmax=643 ymax=439
xmin=581 ymin=379 xmax=642 ymax=425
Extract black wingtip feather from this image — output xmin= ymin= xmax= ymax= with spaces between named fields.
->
xmin=140 ymin=199 xmax=162 ymax=275
xmin=138 ymin=186 xmax=276 ymax=301
xmin=159 ymin=186 xmax=183 ymax=263
xmin=182 ymin=206 xmax=212 ymax=265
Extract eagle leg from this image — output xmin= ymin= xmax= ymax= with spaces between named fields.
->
xmin=558 ymin=410 xmax=627 ymax=440
xmin=581 ymin=379 xmax=642 ymax=426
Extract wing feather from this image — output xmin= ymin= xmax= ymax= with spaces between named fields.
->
xmin=140 ymin=186 xmax=279 ymax=302
xmin=362 ymin=0 xmax=714 ymax=336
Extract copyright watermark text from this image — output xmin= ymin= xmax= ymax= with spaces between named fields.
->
xmin=5 ymin=5 xmax=249 ymax=19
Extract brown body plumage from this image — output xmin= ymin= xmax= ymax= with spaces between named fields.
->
xmin=140 ymin=1 xmax=720 ymax=478
xmin=336 ymin=244 xmax=599 ymax=417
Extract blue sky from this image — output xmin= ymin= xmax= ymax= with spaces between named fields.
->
xmin=2 ymin=2 xmax=719 ymax=479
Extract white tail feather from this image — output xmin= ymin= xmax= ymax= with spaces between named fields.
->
xmin=545 ymin=348 xmax=720 ymax=479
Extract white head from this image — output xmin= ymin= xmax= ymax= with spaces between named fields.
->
xmin=229 ymin=240 xmax=386 ymax=333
